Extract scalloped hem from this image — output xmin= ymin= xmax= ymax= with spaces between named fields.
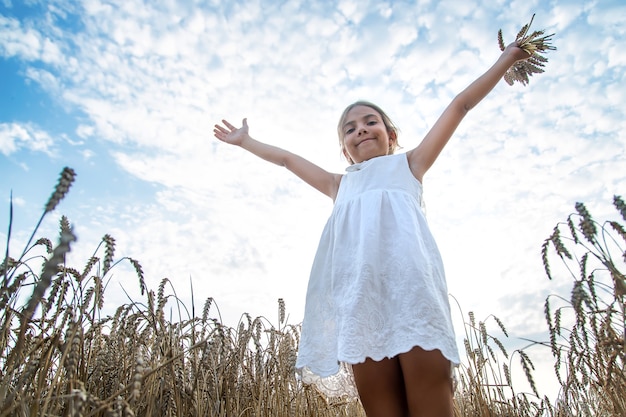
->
xmin=296 ymin=346 xmax=459 ymax=400
xmin=297 ymin=362 xmax=360 ymax=400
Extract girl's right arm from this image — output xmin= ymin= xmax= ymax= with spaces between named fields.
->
xmin=214 ymin=118 xmax=342 ymax=200
xmin=406 ymin=42 xmax=530 ymax=182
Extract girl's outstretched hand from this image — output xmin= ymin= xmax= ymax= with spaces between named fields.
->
xmin=504 ymin=41 xmax=532 ymax=63
xmin=214 ymin=118 xmax=250 ymax=146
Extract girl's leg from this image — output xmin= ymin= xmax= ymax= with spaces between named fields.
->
xmin=398 ymin=346 xmax=454 ymax=417
xmin=352 ymin=357 xmax=408 ymax=417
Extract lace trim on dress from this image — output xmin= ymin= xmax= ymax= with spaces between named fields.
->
xmin=297 ymin=362 xmax=359 ymax=399
xmin=296 ymin=361 xmax=459 ymax=400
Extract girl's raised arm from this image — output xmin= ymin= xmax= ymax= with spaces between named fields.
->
xmin=214 ymin=118 xmax=342 ymax=200
xmin=407 ymin=43 xmax=531 ymax=182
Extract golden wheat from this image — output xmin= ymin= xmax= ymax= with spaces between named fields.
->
xmin=2 ymin=168 xmax=624 ymax=416
xmin=498 ymin=14 xmax=556 ymax=86
xmin=542 ymin=197 xmax=625 ymax=416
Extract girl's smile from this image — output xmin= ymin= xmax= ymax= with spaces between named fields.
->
xmin=341 ymin=105 xmax=395 ymax=164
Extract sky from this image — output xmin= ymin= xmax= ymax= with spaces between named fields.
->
xmin=1 ymin=0 xmax=625 ymax=399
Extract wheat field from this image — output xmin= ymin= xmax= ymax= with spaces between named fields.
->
xmin=1 ymin=168 xmax=624 ymax=416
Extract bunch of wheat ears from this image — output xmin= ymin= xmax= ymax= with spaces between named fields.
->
xmin=499 ymin=14 xmax=556 ymax=86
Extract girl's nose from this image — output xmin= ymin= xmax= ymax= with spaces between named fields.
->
xmin=358 ymin=126 xmax=367 ymax=135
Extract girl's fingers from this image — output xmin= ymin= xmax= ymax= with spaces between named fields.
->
xmin=213 ymin=128 xmax=228 ymax=138
xmin=214 ymin=123 xmax=237 ymax=136
xmin=214 ymin=118 xmax=245 ymax=139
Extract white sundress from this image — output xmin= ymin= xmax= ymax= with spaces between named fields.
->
xmin=295 ymin=152 xmax=460 ymax=399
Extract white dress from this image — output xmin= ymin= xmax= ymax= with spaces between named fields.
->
xmin=295 ymin=152 xmax=460 ymax=398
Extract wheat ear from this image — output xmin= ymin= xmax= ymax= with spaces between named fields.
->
xmin=498 ymin=14 xmax=556 ymax=86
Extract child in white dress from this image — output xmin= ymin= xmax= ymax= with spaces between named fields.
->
xmin=214 ymin=41 xmax=531 ymax=417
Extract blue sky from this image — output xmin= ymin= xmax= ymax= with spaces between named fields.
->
xmin=1 ymin=0 xmax=625 ymax=398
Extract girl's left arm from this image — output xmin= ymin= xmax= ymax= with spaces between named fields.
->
xmin=407 ymin=43 xmax=530 ymax=182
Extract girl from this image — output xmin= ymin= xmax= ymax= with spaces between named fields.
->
xmin=214 ymin=42 xmax=531 ymax=417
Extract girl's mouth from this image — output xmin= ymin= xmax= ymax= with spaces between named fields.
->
xmin=357 ymin=138 xmax=375 ymax=146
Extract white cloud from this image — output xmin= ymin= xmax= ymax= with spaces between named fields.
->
xmin=0 ymin=13 xmax=65 ymax=65
xmin=76 ymin=124 xmax=94 ymax=139
xmin=0 ymin=122 xmax=56 ymax=156
xmin=11 ymin=195 xmax=26 ymax=207
xmin=24 ymin=66 xmax=62 ymax=94
xmin=588 ymin=3 xmax=626 ymax=34
xmin=0 ymin=15 xmax=41 ymax=60
xmin=80 ymin=149 xmax=95 ymax=160
xmin=549 ymin=1 xmax=584 ymax=31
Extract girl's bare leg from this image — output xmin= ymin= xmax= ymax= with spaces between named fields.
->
xmin=352 ymin=356 xmax=408 ymax=417
xmin=398 ymin=346 xmax=454 ymax=417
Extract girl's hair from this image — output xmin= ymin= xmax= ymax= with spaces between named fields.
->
xmin=337 ymin=100 xmax=401 ymax=164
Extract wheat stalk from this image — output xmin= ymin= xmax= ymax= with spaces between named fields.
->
xmin=498 ymin=14 xmax=556 ymax=86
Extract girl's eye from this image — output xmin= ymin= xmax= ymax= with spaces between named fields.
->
xmin=345 ymin=128 xmax=355 ymax=134
xmin=367 ymin=121 xmax=377 ymax=125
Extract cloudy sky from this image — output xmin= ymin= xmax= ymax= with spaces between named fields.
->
xmin=1 ymin=0 xmax=624 ymax=398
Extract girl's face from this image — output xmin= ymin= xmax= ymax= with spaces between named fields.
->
xmin=340 ymin=105 xmax=396 ymax=164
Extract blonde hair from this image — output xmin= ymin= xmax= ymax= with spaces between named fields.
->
xmin=337 ymin=101 xmax=400 ymax=164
